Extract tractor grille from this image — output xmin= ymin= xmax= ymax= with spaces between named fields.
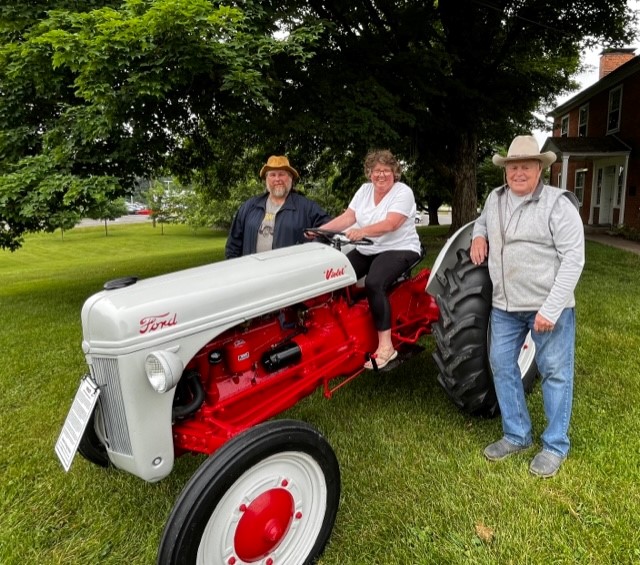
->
xmin=90 ymin=357 xmax=132 ymax=456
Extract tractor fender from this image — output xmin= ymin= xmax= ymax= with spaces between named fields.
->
xmin=426 ymin=221 xmax=475 ymax=297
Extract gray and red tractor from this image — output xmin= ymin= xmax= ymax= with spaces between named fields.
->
xmin=56 ymin=223 xmax=536 ymax=564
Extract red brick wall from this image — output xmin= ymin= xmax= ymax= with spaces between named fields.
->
xmin=549 ymin=68 xmax=640 ymax=230
xmin=619 ymin=74 xmax=640 ymax=230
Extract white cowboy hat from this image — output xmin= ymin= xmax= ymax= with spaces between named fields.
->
xmin=492 ymin=135 xmax=556 ymax=168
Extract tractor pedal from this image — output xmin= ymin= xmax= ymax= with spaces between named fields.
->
xmin=376 ymin=343 xmax=425 ymax=372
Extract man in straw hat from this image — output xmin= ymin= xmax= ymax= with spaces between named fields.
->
xmin=470 ymin=135 xmax=585 ymax=478
xmin=225 ymin=155 xmax=331 ymax=258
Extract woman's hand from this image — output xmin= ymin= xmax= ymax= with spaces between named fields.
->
xmin=345 ymin=228 xmax=367 ymax=241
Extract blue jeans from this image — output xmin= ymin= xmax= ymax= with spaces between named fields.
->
xmin=489 ymin=308 xmax=576 ymax=457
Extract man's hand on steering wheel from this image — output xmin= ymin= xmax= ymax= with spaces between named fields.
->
xmin=304 ymin=227 xmax=339 ymax=244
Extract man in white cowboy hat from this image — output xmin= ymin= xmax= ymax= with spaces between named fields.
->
xmin=225 ymin=155 xmax=332 ymax=258
xmin=470 ymin=135 xmax=585 ymax=478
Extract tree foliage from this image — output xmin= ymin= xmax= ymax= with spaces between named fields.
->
xmin=172 ymin=0 xmax=635 ymax=231
xmin=86 ymin=197 xmax=128 ymax=236
xmin=242 ymin=0 xmax=636 ymax=230
xmin=0 ymin=0 xmax=636 ymax=248
xmin=0 ymin=0 xmax=320 ymax=249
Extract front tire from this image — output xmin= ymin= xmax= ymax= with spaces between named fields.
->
xmin=157 ymin=420 xmax=340 ymax=565
xmin=432 ymin=249 xmax=538 ymax=417
xmin=78 ymin=409 xmax=110 ymax=468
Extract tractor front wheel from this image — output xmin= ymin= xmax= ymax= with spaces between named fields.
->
xmin=432 ymin=248 xmax=538 ymax=418
xmin=157 ymin=420 xmax=340 ymax=565
xmin=78 ymin=410 xmax=110 ymax=468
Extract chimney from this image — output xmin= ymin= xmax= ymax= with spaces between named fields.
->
xmin=599 ymin=48 xmax=636 ymax=79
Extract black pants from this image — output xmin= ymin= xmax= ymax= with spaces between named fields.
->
xmin=346 ymin=249 xmax=421 ymax=331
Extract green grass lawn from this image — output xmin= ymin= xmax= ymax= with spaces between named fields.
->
xmin=1 ymin=222 xmax=639 ymax=564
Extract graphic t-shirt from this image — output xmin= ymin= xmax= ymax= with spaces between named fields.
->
xmin=256 ymin=198 xmax=282 ymax=253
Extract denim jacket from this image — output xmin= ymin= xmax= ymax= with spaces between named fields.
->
xmin=225 ymin=191 xmax=332 ymax=258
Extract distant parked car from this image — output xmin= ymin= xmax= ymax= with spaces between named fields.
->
xmin=136 ymin=208 xmax=152 ymax=215
xmin=125 ymin=202 xmax=147 ymax=215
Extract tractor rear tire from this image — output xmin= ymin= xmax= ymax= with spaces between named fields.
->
xmin=432 ymin=248 xmax=538 ymax=418
xmin=157 ymin=419 xmax=340 ymax=565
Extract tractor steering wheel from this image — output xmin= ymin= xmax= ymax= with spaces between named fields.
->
xmin=305 ymin=228 xmax=373 ymax=249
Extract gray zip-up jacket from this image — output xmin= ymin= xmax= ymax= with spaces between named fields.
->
xmin=473 ymin=181 xmax=585 ymax=323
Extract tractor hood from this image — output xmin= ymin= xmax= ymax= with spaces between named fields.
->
xmin=81 ymin=243 xmax=357 ymax=353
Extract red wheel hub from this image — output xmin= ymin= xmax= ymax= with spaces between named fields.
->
xmin=234 ymin=488 xmax=295 ymax=561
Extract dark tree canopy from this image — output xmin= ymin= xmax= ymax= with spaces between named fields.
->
xmin=0 ymin=0 xmax=636 ymax=249
xmin=0 ymin=0 xmax=320 ymax=250
xmin=248 ymin=0 xmax=635 ymax=228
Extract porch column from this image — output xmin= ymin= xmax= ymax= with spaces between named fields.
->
xmin=619 ymin=154 xmax=630 ymax=227
xmin=561 ymin=154 xmax=569 ymax=190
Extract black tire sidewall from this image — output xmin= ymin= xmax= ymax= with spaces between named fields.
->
xmin=433 ymin=249 xmax=538 ymax=417
xmin=78 ymin=409 xmax=110 ymax=468
xmin=433 ymin=249 xmax=497 ymax=416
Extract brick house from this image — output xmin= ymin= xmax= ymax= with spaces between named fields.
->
xmin=542 ymin=48 xmax=640 ymax=230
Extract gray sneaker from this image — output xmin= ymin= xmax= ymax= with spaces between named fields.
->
xmin=484 ymin=438 xmax=531 ymax=461
xmin=529 ymin=450 xmax=565 ymax=478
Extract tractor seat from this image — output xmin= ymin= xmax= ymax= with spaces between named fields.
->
xmin=393 ymin=245 xmax=426 ymax=285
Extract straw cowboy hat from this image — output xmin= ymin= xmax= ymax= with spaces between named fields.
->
xmin=492 ymin=135 xmax=557 ymax=168
xmin=259 ymin=155 xmax=300 ymax=180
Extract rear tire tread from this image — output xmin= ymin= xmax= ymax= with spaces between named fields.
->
xmin=432 ymin=249 xmax=537 ymax=418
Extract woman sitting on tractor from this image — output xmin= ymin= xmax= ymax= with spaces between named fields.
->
xmin=318 ymin=149 xmax=421 ymax=369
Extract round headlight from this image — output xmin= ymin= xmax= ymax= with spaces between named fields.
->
xmin=145 ymin=351 xmax=183 ymax=393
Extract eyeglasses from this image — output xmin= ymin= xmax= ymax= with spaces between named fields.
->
xmin=372 ymin=169 xmax=393 ymax=177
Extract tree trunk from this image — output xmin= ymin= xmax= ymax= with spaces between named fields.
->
xmin=449 ymin=130 xmax=479 ymax=233
xmin=427 ymin=195 xmax=443 ymax=226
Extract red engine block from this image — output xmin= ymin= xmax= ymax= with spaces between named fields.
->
xmin=172 ymin=268 xmax=439 ymax=456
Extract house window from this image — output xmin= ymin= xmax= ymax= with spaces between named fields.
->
xmin=574 ymin=169 xmax=586 ymax=205
xmin=560 ymin=115 xmax=569 ymax=137
xmin=607 ymin=86 xmax=622 ymax=133
xmin=595 ymin=168 xmax=603 ymax=205
xmin=578 ymin=105 xmax=588 ymax=137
